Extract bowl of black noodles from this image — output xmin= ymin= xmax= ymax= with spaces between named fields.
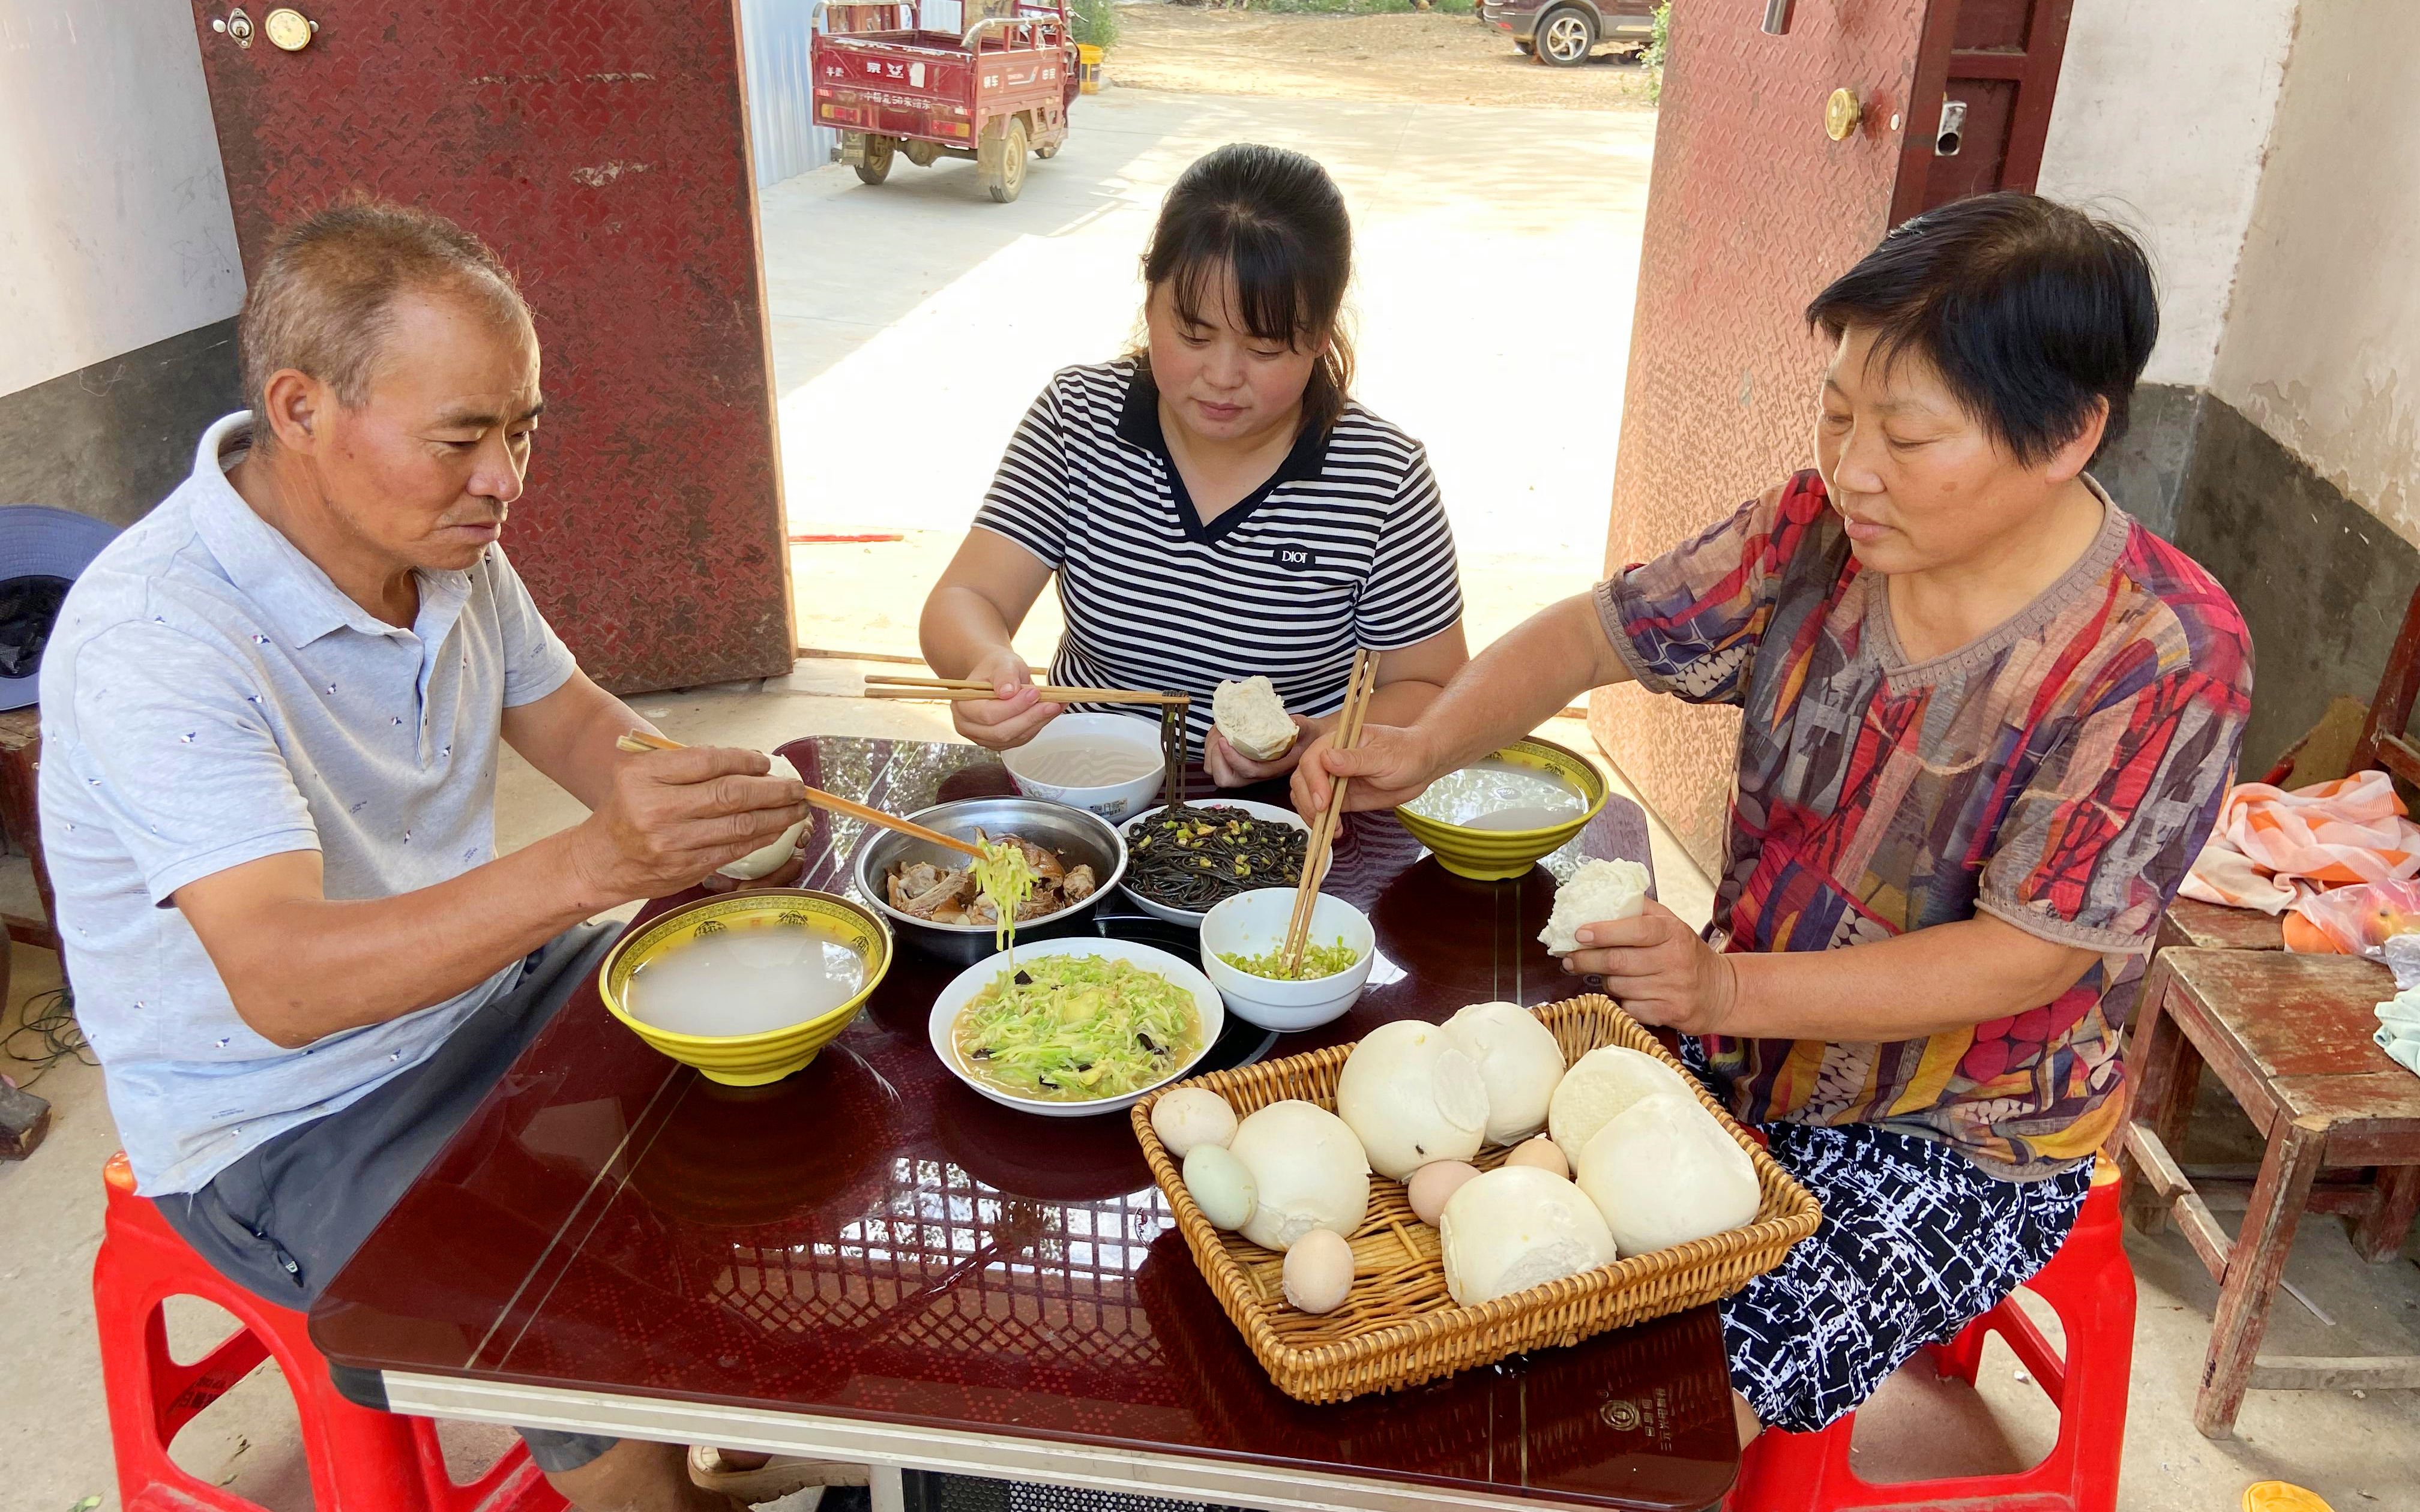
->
xmin=1118 ymin=799 xmax=1312 ymax=927
xmin=853 ymin=796 xmax=1127 ymax=964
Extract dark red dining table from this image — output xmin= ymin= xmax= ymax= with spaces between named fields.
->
xmin=310 ymin=736 xmax=1740 ymax=1512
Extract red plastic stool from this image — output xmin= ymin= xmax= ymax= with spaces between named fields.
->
xmin=1727 ymin=1159 xmax=2134 ymax=1512
xmin=91 ymin=1152 xmax=568 ymax=1512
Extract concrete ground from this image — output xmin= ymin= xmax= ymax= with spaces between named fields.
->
xmin=6 ymin=664 xmax=2419 ymax=1508
xmin=765 ymin=86 xmax=1655 ymax=665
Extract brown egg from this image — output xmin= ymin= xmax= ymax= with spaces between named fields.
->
xmin=1502 ymin=1136 xmax=1569 ymax=1181
xmin=1283 ymin=1228 xmax=1355 ymax=1314
xmin=1406 ymin=1159 xmax=1482 ymax=1226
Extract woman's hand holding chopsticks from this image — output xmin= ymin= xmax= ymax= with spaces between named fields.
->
xmin=933 ymin=648 xmax=1064 ymax=752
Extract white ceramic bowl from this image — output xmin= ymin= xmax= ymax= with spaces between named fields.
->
xmin=928 ymin=936 xmax=1226 ymax=1118
xmin=1001 ymin=714 xmax=1167 ymax=824
xmin=1118 ymin=799 xmax=1312 ymax=927
xmin=1198 ymin=888 xmax=1375 ymax=1033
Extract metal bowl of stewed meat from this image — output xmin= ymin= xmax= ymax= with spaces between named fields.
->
xmin=853 ymin=796 xmax=1129 ymax=965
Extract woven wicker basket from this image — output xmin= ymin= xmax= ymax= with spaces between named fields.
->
xmin=1131 ymin=994 xmax=1821 ymax=1403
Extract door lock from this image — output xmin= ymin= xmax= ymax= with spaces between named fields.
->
xmin=212 ymin=8 xmax=255 ymax=46
xmin=1825 ymin=88 xmax=1862 ymax=142
xmin=1935 ymin=98 xmax=1969 ymax=156
xmin=263 ymin=8 xmax=316 ymax=51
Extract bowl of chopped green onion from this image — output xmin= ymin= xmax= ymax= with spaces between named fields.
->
xmin=1199 ymin=887 xmax=1376 ymax=1032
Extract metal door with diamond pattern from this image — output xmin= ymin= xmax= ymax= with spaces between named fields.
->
xmin=186 ymin=1 xmax=794 ymax=693
xmin=1589 ymin=0 xmax=1955 ymax=875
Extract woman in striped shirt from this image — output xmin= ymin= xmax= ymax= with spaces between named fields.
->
xmin=918 ymin=143 xmax=1469 ymax=787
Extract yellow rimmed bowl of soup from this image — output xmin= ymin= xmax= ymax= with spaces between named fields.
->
xmin=1393 ymin=736 xmax=1609 ymax=881
xmin=600 ymin=890 xmax=892 ymax=1086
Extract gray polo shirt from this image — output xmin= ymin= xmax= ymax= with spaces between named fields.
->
xmin=39 ymin=412 xmax=579 ymax=1195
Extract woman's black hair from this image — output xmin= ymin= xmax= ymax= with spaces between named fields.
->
xmin=1805 ymin=192 xmax=2158 ymax=466
xmin=1138 ymin=143 xmax=1355 ymax=436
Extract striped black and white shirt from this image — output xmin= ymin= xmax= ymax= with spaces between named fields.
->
xmin=973 ymin=361 xmax=1464 ymax=755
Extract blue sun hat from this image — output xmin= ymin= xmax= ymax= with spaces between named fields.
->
xmin=1 ymin=506 xmax=121 ymax=712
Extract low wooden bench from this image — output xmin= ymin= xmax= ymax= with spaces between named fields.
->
xmin=2121 ymin=946 xmax=2420 ymax=1436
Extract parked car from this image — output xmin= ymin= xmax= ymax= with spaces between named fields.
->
xmin=1478 ymin=0 xmax=1657 ymax=68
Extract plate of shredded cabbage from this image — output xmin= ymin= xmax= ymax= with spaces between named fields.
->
xmin=928 ymin=937 xmax=1227 ymax=1117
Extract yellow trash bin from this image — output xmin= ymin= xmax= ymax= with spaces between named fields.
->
xmin=1077 ymin=43 xmax=1103 ymax=95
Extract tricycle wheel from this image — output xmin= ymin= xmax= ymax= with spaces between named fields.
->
xmin=980 ymin=116 xmax=1029 ymax=203
xmin=904 ymin=139 xmax=942 ymax=169
xmin=1037 ymin=136 xmax=1061 ymax=161
xmin=855 ymin=134 xmax=895 ymax=185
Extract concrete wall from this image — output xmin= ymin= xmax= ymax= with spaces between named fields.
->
xmin=2034 ymin=0 xmax=2297 ymax=392
xmin=0 ymin=0 xmax=242 ymax=394
xmin=0 ymin=0 xmax=245 ymax=522
xmin=2209 ymin=0 xmax=2420 ymax=547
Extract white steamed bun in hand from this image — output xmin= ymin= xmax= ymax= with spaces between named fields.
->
xmin=1538 ymin=858 xmax=1651 ymax=956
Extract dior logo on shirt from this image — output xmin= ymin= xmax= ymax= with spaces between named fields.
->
xmin=1273 ymin=545 xmax=1317 ymax=569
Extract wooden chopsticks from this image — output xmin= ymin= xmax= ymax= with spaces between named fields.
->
xmin=1281 ymin=649 xmax=1380 ymax=976
xmin=862 ymin=673 xmax=1191 ymax=707
xmin=615 ymin=729 xmax=986 ymax=859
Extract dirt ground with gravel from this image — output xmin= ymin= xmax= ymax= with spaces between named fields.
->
xmin=1103 ymin=6 xmax=1658 ymax=110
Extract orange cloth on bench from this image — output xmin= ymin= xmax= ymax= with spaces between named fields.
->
xmin=2179 ymin=770 xmax=2420 ymax=914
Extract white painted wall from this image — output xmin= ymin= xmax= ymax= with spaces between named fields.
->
xmin=0 ymin=0 xmax=244 ymax=395
xmin=2034 ymin=0 xmax=2297 ymax=389
xmin=2211 ymin=1 xmax=2420 ymax=542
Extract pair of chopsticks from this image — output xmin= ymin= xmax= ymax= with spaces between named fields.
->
xmin=862 ymin=673 xmax=1191 ymax=707
xmin=615 ymin=728 xmax=986 ymax=859
xmin=1281 ymin=648 xmax=1380 ymax=976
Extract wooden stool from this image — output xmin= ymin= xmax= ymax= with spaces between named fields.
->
xmin=0 ymin=705 xmax=56 ymax=954
xmin=2119 ymin=947 xmax=2420 ymax=1436
xmin=2157 ymin=896 xmax=2285 ymax=954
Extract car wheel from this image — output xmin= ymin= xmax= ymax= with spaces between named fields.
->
xmin=1534 ymin=6 xmax=1597 ymax=67
xmin=981 ymin=116 xmax=1029 ymax=203
xmin=854 ymin=134 xmax=895 ymax=185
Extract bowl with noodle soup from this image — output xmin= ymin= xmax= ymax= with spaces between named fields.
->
xmin=600 ymin=889 xmax=892 ymax=1085
xmin=1001 ymin=713 xmax=1167 ymax=823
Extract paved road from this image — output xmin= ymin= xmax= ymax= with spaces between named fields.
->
xmin=761 ymin=86 xmax=1657 ymax=661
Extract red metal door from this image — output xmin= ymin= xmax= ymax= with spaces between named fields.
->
xmin=1904 ymin=0 xmax=2078 ymax=216
xmin=1589 ymin=0 xmax=1956 ymax=874
xmin=186 ymin=2 xmax=793 ymax=694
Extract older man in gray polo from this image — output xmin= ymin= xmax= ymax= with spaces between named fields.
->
xmin=42 ymin=202 xmax=814 ymax=1511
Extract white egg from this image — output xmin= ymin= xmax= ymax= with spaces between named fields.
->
xmin=1443 ymin=1001 xmax=1567 ymax=1145
xmin=1152 ymin=1087 xmax=1239 ymax=1159
xmin=1405 ymin=1159 xmax=1481 ymax=1226
xmin=1281 ymin=1228 xmax=1355 ymax=1314
xmin=1182 ymin=1144 xmax=1258 ymax=1232
xmin=1334 ymin=1019 xmax=1489 ymax=1180
xmin=1227 ymin=1100 xmax=1371 ymax=1251
xmin=1502 ymin=1136 xmax=1569 ymax=1180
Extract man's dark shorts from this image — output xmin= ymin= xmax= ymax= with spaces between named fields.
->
xmin=155 ymin=923 xmax=621 ymax=1475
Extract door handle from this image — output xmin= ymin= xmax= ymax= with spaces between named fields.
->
xmin=1935 ymin=98 xmax=1969 ymax=156
xmin=1763 ymin=0 xmax=1795 ymax=35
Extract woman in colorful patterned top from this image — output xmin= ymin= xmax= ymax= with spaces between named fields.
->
xmin=1296 ymin=193 xmax=2253 ymax=1439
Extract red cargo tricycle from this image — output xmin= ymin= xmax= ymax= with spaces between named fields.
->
xmin=812 ymin=0 xmax=1079 ymax=203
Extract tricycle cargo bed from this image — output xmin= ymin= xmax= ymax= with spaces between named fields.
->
xmin=811 ymin=2 xmax=1076 ymax=202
